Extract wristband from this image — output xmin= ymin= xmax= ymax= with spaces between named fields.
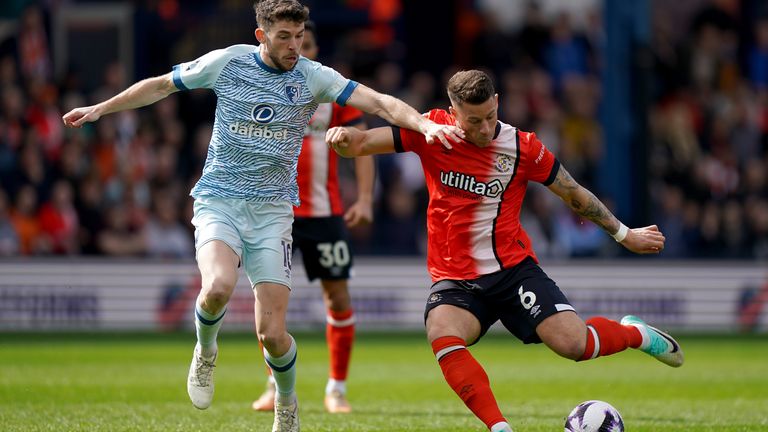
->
xmin=612 ymin=223 xmax=629 ymax=242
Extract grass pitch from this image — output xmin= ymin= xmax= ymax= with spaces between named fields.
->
xmin=1 ymin=332 xmax=766 ymax=431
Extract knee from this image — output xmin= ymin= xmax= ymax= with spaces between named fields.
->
xmin=425 ymin=305 xmax=481 ymax=345
xmin=200 ymin=275 xmax=235 ymax=310
xmin=537 ymin=311 xmax=587 ymax=360
xmin=564 ymin=338 xmax=587 ymax=360
xmin=257 ymin=327 xmax=286 ymax=353
xmin=426 ymin=311 xmax=450 ymax=342
xmin=550 ymin=334 xmax=586 ymax=360
xmin=256 ymin=315 xmax=287 ymax=352
xmin=426 ymin=321 xmax=453 ymax=343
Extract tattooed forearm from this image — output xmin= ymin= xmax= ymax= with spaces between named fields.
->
xmin=549 ymin=166 xmax=620 ymax=234
xmin=568 ymin=191 xmax=617 ymax=233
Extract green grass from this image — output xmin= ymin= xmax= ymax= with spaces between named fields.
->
xmin=1 ymin=332 xmax=767 ymax=431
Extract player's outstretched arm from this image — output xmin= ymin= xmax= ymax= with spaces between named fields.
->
xmin=326 ymin=126 xmax=396 ymax=158
xmin=345 ymin=84 xmax=463 ymax=148
xmin=62 ymin=73 xmax=178 ymax=128
xmin=547 ymin=165 xmax=666 ymax=254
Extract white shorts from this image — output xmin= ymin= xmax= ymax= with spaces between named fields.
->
xmin=191 ymin=196 xmax=293 ymax=288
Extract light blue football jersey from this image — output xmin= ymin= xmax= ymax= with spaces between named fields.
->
xmin=172 ymin=44 xmax=358 ymax=204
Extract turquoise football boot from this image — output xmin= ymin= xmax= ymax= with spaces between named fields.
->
xmin=621 ymin=315 xmax=684 ymax=367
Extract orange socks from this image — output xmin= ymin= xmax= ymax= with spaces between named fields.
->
xmin=431 ymin=336 xmax=507 ymax=430
xmin=580 ymin=316 xmax=643 ymax=361
xmin=429 ymin=318 xmax=642 ymax=429
xmin=327 ymin=309 xmax=355 ymax=381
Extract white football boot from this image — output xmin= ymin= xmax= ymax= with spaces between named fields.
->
xmin=187 ymin=344 xmax=217 ymax=409
xmin=272 ymin=397 xmax=299 ymax=432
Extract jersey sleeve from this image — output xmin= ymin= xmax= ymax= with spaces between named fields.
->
xmin=391 ymin=109 xmax=447 ymax=154
xmin=171 ymin=44 xmax=255 ymax=91
xmin=520 ymin=131 xmax=560 ymax=185
xmin=331 ymin=103 xmax=364 ymax=127
xmin=299 ymin=58 xmax=358 ymax=106
xmin=391 ymin=125 xmax=426 ymax=154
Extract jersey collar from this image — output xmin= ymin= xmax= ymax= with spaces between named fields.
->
xmin=493 ymin=121 xmax=501 ymax=140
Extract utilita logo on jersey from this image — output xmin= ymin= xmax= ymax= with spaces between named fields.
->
xmin=440 ymin=171 xmax=503 ymax=198
xmin=228 ymin=103 xmax=289 ymax=140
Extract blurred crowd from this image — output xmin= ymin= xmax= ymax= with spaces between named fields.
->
xmin=0 ymin=0 xmax=766 ymax=260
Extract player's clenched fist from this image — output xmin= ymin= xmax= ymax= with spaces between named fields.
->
xmin=622 ymin=225 xmax=666 ymax=255
xmin=326 ymin=126 xmax=361 ymax=158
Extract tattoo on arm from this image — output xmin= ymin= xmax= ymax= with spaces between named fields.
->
xmin=553 ymin=167 xmax=619 ymax=234
xmin=552 ymin=166 xmax=580 ymax=194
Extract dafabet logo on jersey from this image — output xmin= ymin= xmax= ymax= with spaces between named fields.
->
xmin=228 ymin=103 xmax=288 ymax=140
xmin=440 ymin=171 xmax=503 ymax=198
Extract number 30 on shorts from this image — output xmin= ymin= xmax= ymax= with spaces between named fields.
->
xmin=317 ymin=241 xmax=350 ymax=268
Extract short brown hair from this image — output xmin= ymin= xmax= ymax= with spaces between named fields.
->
xmin=253 ymin=0 xmax=309 ymax=30
xmin=447 ymin=70 xmax=495 ymax=105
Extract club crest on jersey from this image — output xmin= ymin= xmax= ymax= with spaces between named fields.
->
xmin=285 ymin=83 xmax=301 ymax=103
xmin=251 ymin=104 xmax=275 ymax=124
xmin=495 ymin=153 xmax=513 ymax=173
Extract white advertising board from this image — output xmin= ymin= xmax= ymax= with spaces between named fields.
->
xmin=0 ymin=259 xmax=765 ymax=332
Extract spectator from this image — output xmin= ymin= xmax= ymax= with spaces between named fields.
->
xmin=145 ymin=191 xmax=193 ymax=258
xmin=38 ymin=179 xmax=79 ymax=255
xmin=0 ymin=187 xmax=19 ymax=255
xmin=74 ymin=173 xmax=104 ymax=255
xmin=97 ymin=204 xmax=146 ymax=256
xmin=0 ymin=85 xmax=27 ymax=165
xmin=15 ymin=5 xmax=51 ymax=83
xmin=545 ymin=13 xmax=591 ymax=92
xmin=372 ymin=177 xmax=424 ymax=255
xmin=745 ymin=197 xmax=768 ymax=258
xmin=749 ymin=18 xmax=768 ymax=91
xmin=654 ymin=184 xmax=688 ymax=258
xmin=10 ymin=184 xmax=44 ymax=255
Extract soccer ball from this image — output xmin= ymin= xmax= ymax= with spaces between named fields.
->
xmin=564 ymin=400 xmax=624 ymax=432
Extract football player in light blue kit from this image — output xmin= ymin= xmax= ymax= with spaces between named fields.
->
xmin=61 ymin=1 xmax=462 ymax=431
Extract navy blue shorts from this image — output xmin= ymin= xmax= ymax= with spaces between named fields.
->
xmin=424 ymin=257 xmax=575 ymax=344
xmin=292 ymin=216 xmax=353 ymax=281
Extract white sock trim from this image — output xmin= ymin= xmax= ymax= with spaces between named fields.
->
xmin=326 ymin=314 xmax=355 ymax=327
xmin=627 ymin=323 xmax=650 ymax=350
xmin=586 ymin=325 xmax=600 ymax=359
xmin=276 ymin=392 xmax=297 ymax=405
xmin=325 ymin=378 xmax=347 ymax=395
xmin=195 ymin=304 xmax=225 ymax=321
xmin=435 ymin=345 xmax=465 ymax=361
